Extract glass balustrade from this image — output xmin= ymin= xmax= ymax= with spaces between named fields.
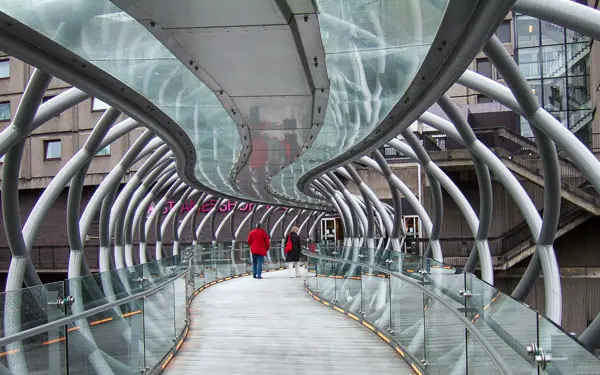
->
xmin=304 ymin=244 xmax=600 ymax=375
xmin=1 ymin=243 xmax=598 ymax=374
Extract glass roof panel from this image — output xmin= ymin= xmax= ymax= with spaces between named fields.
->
xmin=0 ymin=0 xmax=257 ymax=200
xmin=269 ymin=0 xmax=450 ymax=205
xmin=1 ymin=0 xmax=450 ymax=209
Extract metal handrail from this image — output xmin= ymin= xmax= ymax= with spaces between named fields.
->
xmin=0 ymin=266 xmax=192 ymax=347
xmin=303 ymin=250 xmax=515 ymax=375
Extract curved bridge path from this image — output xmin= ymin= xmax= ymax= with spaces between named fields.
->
xmin=164 ymin=270 xmax=412 ymax=374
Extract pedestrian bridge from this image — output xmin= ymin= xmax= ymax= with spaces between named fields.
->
xmin=2 ymin=1 xmax=600 ymax=374
xmin=1 ymin=245 xmax=597 ymax=375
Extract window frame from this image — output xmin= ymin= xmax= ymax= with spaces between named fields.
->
xmin=95 ymin=144 xmax=111 ymax=157
xmin=91 ymin=97 xmax=110 ymax=112
xmin=43 ymin=139 xmax=62 ymax=161
xmin=496 ymin=20 xmax=512 ymax=43
xmin=0 ymin=58 xmax=9 ymax=79
xmin=475 ymin=57 xmax=493 ymax=79
xmin=0 ymin=101 xmax=10 ymax=121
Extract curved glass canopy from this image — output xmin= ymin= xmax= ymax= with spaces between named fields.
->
xmin=0 ymin=0 xmax=449 ymax=208
xmin=271 ymin=0 xmax=450 ymax=203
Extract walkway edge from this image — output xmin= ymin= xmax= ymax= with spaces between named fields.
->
xmin=304 ymin=282 xmax=424 ymax=375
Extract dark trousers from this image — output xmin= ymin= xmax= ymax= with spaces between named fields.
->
xmin=252 ymin=255 xmax=264 ymax=278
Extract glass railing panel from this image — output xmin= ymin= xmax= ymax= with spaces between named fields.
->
xmin=389 ymin=277 xmax=426 ymax=362
xmin=211 ymin=245 xmax=233 ymax=279
xmin=173 ymin=276 xmax=188 ymax=337
xmin=230 ymin=248 xmax=248 ymax=276
xmin=400 ymin=252 xmax=424 ymax=278
xmin=422 ymin=292 xmax=468 ymax=374
xmin=142 ymin=279 xmax=175 ymax=370
xmin=466 ymin=330 xmax=504 ymax=375
xmin=360 ymin=268 xmax=391 ymax=331
xmin=422 ymin=263 xmax=466 ymax=304
xmin=0 ymin=281 xmax=67 ymax=375
xmin=465 ymin=274 xmax=538 ymax=373
xmin=306 ymin=255 xmax=318 ymax=291
xmin=538 ymin=313 xmax=600 ymax=374
xmin=316 ymin=258 xmax=336 ymax=302
xmin=336 ymin=263 xmax=362 ymax=315
xmin=66 ymin=298 xmax=145 ymax=375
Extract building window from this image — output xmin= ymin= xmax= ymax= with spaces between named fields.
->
xmin=496 ymin=20 xmax=511 ymax=43
xmin=476 ymin=58 xmax=492 ymax=79
xmin=541 ymin=20 xmax=565 ymax=46
xmin=42 ymin=95 xmax=56 ymax=103
xmin=516 ymin=15 xmax=539 ymax=48
xmin=44 ymin=140 xmax=62 ymax=160
xmin=0 ymin=101 xmax=9 ymax=121
xmin=517 ymin=47 xmax=542 ymax=79
xmin=92 ymin=97 xmax=109 ymax=111
xmin=0 ymin=59 xmax=9 ymax=79
xmin=477 ymin=94 xmax=493 ymax=104
xmin=96 ymin=144 xmax=111 ymax=157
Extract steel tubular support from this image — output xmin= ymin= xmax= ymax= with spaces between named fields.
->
xmin=437 ymin=96 xmax=497 ymax=282
xmin=371 ymin=151 xmax=404 ymax=251
xmin=67 ymin=108 xmax=121 ymax=279
xmin=308 ymin=212 xmax=327 ymax=242
xmin=0 ymin=87 xmax=88 ymax=158
xmin=145 ymin=181 xmax=186 ymax=260
xmin=122 ymin=160 xmax=174 ymax=267
xmin=133 ymin=169 xmax=177 ymax=264
xmin=340 ymin=165 xmax=375 ymax=246
xmin=195 ymin=198 xmax=224 ymax=242
xmin=325 ymin=172 xmax=368 ymax=241
xmin=386 ymin=139 xmax=495 ymax=283
xmin=340 ymin=165 xmax=393 ymax=244
xmin=215 ymin=202 xmax=239 ymax=242
xmin=177 ymin=194 xmax=208 ymax=246
xmin=268 ymin=208 xmax=292 ymax=240
xmin=401 ymin=130 xmax=445 ymax=260
xmin=359 ymin=155 xmax=441 ymax=261
xmin=483 ymin=36 xmax=562 ymax=324
xmin=314 ymin=180 xmax=352 ymax=245
xmin=164 ymin=189 xmax=198 ymax=256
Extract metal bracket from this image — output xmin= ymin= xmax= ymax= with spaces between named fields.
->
xmin=385 ymin=259 xmax=393 ymax=264
xmin=458 ymin=289 xmax=473 ymax=298
xmin=526 ymin=343 xmax=552 ymax=370
xmin=135 ymin=276 xmax=149 ymax=283
xmin=139 ymin=367 xmax=150 ymax=374
xmin=51 ymin=296 xmax=75 ymax=308
xmin=417 ymin=269 xmax=428 ymax=275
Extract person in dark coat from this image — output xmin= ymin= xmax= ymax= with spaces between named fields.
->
xmin=285 ymin=226 xmax=302 ymax=278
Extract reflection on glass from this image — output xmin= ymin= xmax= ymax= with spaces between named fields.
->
xmin=543 ymin=77 xmax=566 ymax=112
xmin=540 ymin=20 xmax=564 ymax=46
xmin=541 ymin=44 xmax=566 ymax=78
xmin=518 ymin=47 xmax=541 ymax=79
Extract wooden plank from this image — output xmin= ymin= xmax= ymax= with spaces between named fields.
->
xmin=164 ymin=271 xmax=413 ymax=374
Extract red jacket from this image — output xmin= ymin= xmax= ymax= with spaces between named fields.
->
xmin=248 ymin=228 xmax=270 ymax=256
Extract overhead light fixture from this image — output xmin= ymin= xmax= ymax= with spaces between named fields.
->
xmin=528 ymin=25 xmax=533 ymax=33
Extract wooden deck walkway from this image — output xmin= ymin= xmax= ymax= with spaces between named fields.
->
xmin=164 ymin=270 xmax=413 ymax=374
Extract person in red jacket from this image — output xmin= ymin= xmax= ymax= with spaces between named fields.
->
xmin=248 ymin=222 xmax=270 ymax=279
